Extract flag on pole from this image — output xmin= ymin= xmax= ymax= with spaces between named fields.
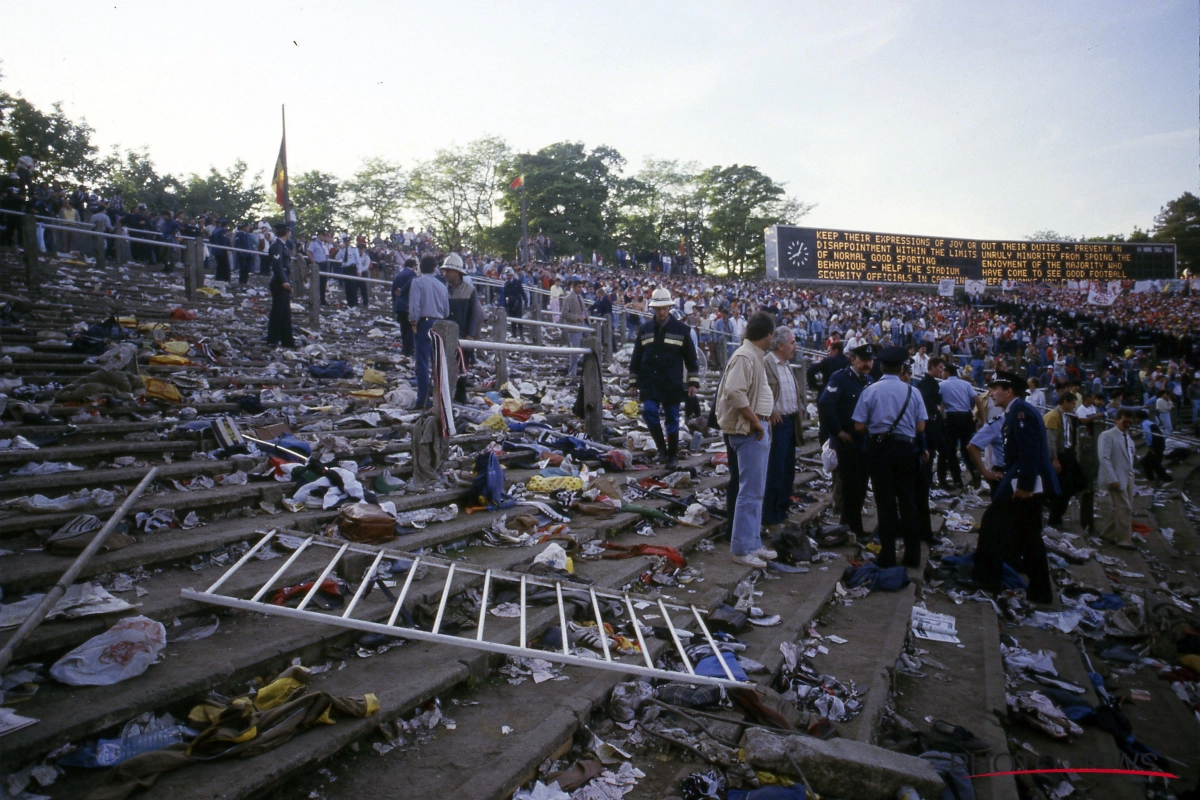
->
xmin=271 ymin=135 xmax=288 ymax=208
xmin=509 ymin=175 xmax=524 ymax=190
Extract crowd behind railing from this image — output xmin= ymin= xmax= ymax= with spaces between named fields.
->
xmin=3 ymin=171 xmax=1196 ymax=433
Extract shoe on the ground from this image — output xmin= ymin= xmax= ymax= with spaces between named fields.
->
xmin=731 ymin=553 xmax=768 ymax=569
xmin=753 ymin=547 xmax=778 ymax=561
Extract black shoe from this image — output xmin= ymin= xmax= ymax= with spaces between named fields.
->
xmin=665 ymin=431 xmax=679 ymax=469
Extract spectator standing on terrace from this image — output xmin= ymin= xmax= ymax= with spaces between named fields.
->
xmin=409 ymin=255 xmax=450 ymax=409
xmin=266 ymin=224 xmax=295 ymax=349
xmin=560 ymin=277 xmax=588 ymax=376
xmin=716 ymin=312 xmax=778 ymax=569
xmin=392 ymin=257 xmax=418 ymax=356
xmin=306 ymin=230 xmax=331 ymax=304
xmin=209 ymin=218 xmax=232 ymax=282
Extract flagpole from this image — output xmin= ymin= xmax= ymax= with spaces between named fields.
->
xmin=281 ymin=105 xmax=293 ymax=228
xmin=520 ymin=177 xmax=528 ymax=266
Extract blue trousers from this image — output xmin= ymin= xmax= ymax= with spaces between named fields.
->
xmin=762 ymin=417 xmax=795 ymax=525
xmin=643 ymin=399 xmax=680 ymax=434
xmin=414 ymin=318 xmax=436 ymax=408
xmin=728 ymin=430 xmax=770 ymax=555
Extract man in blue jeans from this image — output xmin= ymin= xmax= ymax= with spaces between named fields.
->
xmin=715 ymin=312 xmax=778 ymax=569
xmin=407 ymin=255 xmax=449 ymax=409
xmin=762 ymin=327 xmax=806 ymax=530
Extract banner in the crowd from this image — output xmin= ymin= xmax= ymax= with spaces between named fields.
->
xmin=764 ymin=224 xmax=1177 ymax=284
xmin=964 ymin=279 xmax=987 ymax=296
xmin=1001 ymin=280 xmax=1019 ymax=291
xmin=937 ymin=279 xmax=957 ymax=297
xmin=1087 ymin=282 xmax=1122 ymax=305
xmin=1131 ymin=280 xmax=1154 ymax=293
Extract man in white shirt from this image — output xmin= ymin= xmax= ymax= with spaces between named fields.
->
xmin=306 ymin=231 xmax=331 ymax=305
xmin=338 ymin=236 xmax=363 ymax=308
xmin=911 ymin=345 xmax=929 ymax=380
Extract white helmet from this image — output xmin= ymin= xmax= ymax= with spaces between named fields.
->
xmin=648 ymin=287 xmax=674 ymax=308
xmin=441 ymin=252 xmax=466 ymax=273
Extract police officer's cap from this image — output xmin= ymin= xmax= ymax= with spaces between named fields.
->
xmin=848 ymin=344 xmax=875 ymax=360
xmin=988 ymin=370 xmax=1027 ymax=396
xmin=877 ymin=345 xmax=908 ymax=365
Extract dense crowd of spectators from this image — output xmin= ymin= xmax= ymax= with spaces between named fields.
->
xmin=4 ymin=163 xmax=1195 ymax=431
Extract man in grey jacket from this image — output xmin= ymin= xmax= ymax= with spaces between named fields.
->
xmin=1097 ymin=408 xmax=1137 ymax=548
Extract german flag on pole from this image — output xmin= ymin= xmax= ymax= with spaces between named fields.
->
xmin=271 ymin=135 xmax=288 ymax=208
xmin=509 ymin=174 xmax=524 ymax=190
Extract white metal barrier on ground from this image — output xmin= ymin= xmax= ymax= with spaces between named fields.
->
xmin=180 ymin=531 xmax=750 ymax=688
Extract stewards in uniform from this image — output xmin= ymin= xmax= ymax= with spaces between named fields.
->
xmin=914 ymin=356 xmax=947 ymax=543
xmin=818 ymin=344 xmax=875 ymax=538
xmin=972 ymin=371 xmax=1060 ymax=605
xmin=266 ymin=224 xmax=295 ymax=349
xmin=630 ymin=288 xmax=700 ymax=469
xmin=939 ymin=364 xmax=980 ymax=487
xmin=852 ymin=346 xmax=928 ymax=569
xmin=967 ymin=414 xmax=1006 ymax=496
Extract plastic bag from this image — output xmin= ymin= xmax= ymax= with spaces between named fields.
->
xmin=821 ymin=439 xmax=838 ymax=473
xmin=50 ymin=616 xmax=167 ymax=686
xmin=533 ymin=542 xmax=569 ymax=571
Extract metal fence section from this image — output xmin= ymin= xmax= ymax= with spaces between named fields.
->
xmin=180 ymin=532 xmax=750 ymax=689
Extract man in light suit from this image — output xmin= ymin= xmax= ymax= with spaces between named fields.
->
xmin=762 ymin=327 xmax=806 ymax=530
xmin=1097 ymin=408 xmax=1138 ymax=549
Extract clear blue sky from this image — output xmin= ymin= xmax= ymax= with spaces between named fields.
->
xmin=2 ymin=1 xmax=1195 ymax=240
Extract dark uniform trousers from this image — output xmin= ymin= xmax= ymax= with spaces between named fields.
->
xmin=944 ymin=411 xmax=977 ymax=485
xmin=868 ymin=437 xmax=920 ymax=568
xmin=835 ymin=438 xmax=870 ymax=536
xmin=972 ymin=495 xmax=1052 ymax=603
xmin=267 ymin=285 xmax=294 ymax=347
xmin=914 ymin=446 xmax=934 ymax=543
xmin=1047 ymin=448 xmax=1084 ymax=526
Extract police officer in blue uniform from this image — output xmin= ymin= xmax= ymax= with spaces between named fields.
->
xmin=914 ymin=356 xmax=946 ymax=542
xmin=630 ymin=288 xmax=700 ymax=469
xmin=818 ymin=344 xmax=875 ymax=537
xmin=972 ymin=371 xmax=1060 ymax=604
xmin=939 ymin=364 xmax=980 ymax=487
xmin=853 ymin=346 xmax=928 ymax=568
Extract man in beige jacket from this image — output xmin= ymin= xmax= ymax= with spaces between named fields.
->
xmin=716 ymin=313 xmax=777 ymax=568
xmin=560 ymin=277 xmax=587 ymax=375
xmin=1097 ymin=408 xmax=1137 ymax=548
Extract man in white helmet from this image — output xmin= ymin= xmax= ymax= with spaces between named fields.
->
xmin=629 ymin=287 xmax=700 ymax=468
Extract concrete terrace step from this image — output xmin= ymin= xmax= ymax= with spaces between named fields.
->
xmin=5 ymin=505 xmax=726 ymax=777
xmin=0 ymin=482 xmax=284 ymax=539
xmin=293 ymin=496 xmax=844 ymax=800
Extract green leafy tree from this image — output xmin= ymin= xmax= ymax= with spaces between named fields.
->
xmin=693 ymin=165 xmax=811 ymax=277
xmin=0 ymin=91 xmax=98 ymax=183
xmin=290 ymin=170 xmax=344 ymax=236
xmin=1150 ymin=191 xmax=1200 ymax=275
xmin=407 ymin=135 xmax=512 ymax=251
xmin=175 ymin=160 xmax=267 ymax=222
xmin=489 ymin=141 xmax=623 ymax=258
xmin=615 ymin=159 xmax=700 ymax=259
xmin=344 ymin=157 xmax=406 ymax=236
xmin=95 ymin=147 xmax=182 ymax=211
xmin=1026 ymin=230 xmax=1077 ymax=242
